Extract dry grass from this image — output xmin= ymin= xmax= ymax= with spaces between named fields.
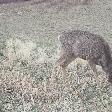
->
xmin=0 ymin=38 xmax=112 ymax=112
xmin=0 ymin=0 xmax=112 ymax=111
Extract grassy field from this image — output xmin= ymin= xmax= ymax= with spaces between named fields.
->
xmin=0 ymin=0 xmax=112 ymax=111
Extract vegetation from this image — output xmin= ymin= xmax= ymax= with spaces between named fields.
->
xmin=0 ymin=0 xmax=112 ymax=111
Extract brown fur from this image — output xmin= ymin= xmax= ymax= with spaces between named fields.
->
xmin=56 ymin=30 xmax=112 ymax=84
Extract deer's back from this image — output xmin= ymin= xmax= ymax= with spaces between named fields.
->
xmin=59 ymin=30 xmax=111 ymax=61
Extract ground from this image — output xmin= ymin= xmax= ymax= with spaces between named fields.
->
xmin=0 ymin=0 xmax=112 ymax=112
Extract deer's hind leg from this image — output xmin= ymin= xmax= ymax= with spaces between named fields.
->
xmin=88 ymin=60 xmax=97 ymax=74
xmin=88 ymin=60 xmax=102 ymax=87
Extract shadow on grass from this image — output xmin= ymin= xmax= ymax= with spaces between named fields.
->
xmin=0 ymin=0 xmax=30 ymax=4
xmin=32 ymin=0 xmax=92 ymax=5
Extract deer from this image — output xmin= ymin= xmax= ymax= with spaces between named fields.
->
xmin=55 ymin=30 xmax=112 ymax=84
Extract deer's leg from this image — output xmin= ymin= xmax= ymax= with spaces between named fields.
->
xmin=51 ymin=54 xmax=66 ymax=83
xmin=97 ymin=56 xmax=112 ymax=84
xmin=52 ymin=53 xmax=75 ymax=82
xmin=88 ymin=60 xmax=97 ymax=74
xmin=88 ymin=60 xmax=102 ymax=87
xmin=88 ymin=60 xmax=109 ymax=110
